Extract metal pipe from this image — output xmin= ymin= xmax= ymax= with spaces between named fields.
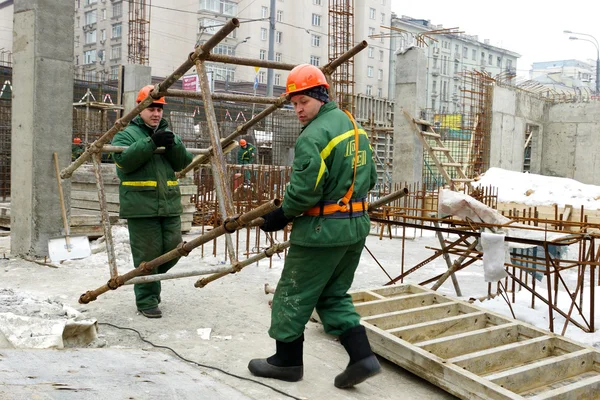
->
xmin=322 ymin=40 xmax=368 ymax=75
xmin=205 ymin=53 xmax=296 ymax=71
xmin=103 ymin=144 xmax=209 ymax=155
xmin=92 ymin=153 xmax=118 ymax=279
xmin=78 ymin=199 xmax=280 ymax=304
xmin=126 ymin=264 xmax=233 ymax=284
xmin=368 ymin=188 xmax=409 ymax=211
xmin=163 ymin=89 xmax=281 ymax=104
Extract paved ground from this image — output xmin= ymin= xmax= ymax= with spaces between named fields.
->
xmin=0 ymin=232 xmax=457 ymax=400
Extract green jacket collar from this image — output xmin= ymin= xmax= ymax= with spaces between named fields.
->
xmin=131 ymin=115 xmax=169 ymax=134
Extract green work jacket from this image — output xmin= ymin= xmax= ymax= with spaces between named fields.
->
xmin=282 ymin=101 xmax=377 ymax=247
xmin=112 ymin=116 xmax=194 ymax=218
xmin=237 ymin=143 xmax=256 ymax=164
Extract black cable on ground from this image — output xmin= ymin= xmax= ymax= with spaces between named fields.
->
xmin=98 ymin=322 xmax=303 ymax=400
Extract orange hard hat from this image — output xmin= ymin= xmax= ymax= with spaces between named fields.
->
xmin=136 ymin=85 xmax=167 ymax=105
xmin=73 ymin=137 xmax=82 ymax=144
xmin=240 ymin=139 xmax=247 ymax=146
xmin=285 ymin=64 xmax=329 ymax=96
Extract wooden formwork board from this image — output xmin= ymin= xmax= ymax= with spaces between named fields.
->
xmin=351 ymin=284 xmax=600 ymax=400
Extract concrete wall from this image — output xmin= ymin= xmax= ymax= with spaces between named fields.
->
xmin=489 ymin=86 xmax=547 ymax=173
xmin=542 ymin=103 xmax=600 ymax=184
xmin=392 ymin=47 xmax=428 ymax=185
xmin=11 ymin=0 xmax=74 ymax=257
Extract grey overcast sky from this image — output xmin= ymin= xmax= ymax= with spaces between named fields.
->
xmin=390 ymin=0 xmax=600 ymax=78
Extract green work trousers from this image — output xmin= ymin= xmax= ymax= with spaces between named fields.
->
xmin=269 ymin=238 xmax=366 ymax=342
xmin=128 ymin=216 xmax=182 ymax=311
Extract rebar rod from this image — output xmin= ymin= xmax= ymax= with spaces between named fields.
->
xmin=195 ymin=60 xmax=237 ymax=263
xmin=92 ymin=153 xmax=118 ymax=279
xmin=78 ymin=199 xmax=280 ymax=304
xmin=195 ymin=241 xmax=290 ymax=288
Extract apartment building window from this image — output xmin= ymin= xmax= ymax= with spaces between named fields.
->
xmin=432 ymin=80 xmax=437 ymax=93
xmin=275 ymin=74 xmax=281 ymax=85
xmin=75 ymin=35 xmax=80 ymax=47
xmin=261 ymin=6 xmax=268 ymax=18
xmin=261 ymin=28 xmax=267 ymax=40
xmin=454 ymin=61 xmax=459 ymax=73
xmin=369 ymin=8 xmax=376 ymax=19
xmin=377 ymin=87 xmax=382 ymax=97
xmin=86 ymin=0 xmax=98 ymax=5
xmin=313 ymin=0 xmax=321 ymax=4
xmin=368 ymin=27 xmax=375 ymax=37
xmin=277 ymin=10 xmax=283 ymax=22
xmin=381 ymin=13 xmax=385 ymax=24
xmin=442 ymin=81 xmax=447 ymax=101
xmin=259 ymin=71 xmax=266 ymax=83
xmin=276 ymin=31 xmax=282 ymax=43
xmin=110 ymin=65 xmax=119 ymax=80
xmin=213 ymin=43 xmax=234 ymax=55
xmin=112 ymin=23 xmax=121 ymax=39
xmin=367 ymin=66 xmax=373 ymax=78
xmin=366 ymin=85 xmax=372 ymax=95
xmin=481 ymin=52 xmax=485 ymax=64
xmin=462 ymin=46 xmax=468 ymax=59
xmin=368 ymin=46 xmax=374 ymax=58
xmin=199 ymin=0 xmax=236 ymax=16
xmin=433 ymin=57 xmax=438 ymax=68
xmin=506 ymin=59 xmax=513 ymax=70
xmin=472 ymin=49 xmax=476 ymax=61
xmin=380 ymin=31 xmax=384 ymax=43
xmin=488 ymin=54 xmax=493 ymax=65
xmin=112 ymin=1 xmax=122 ymax=18
xmin=84 ymin=50 xmax=96 ymax=64
xmin=84 ymin=10 xmax=96 ymax=25
xmin=431 ymin=99 xmax=436 ymax=110
xmin=110 ymin=45 xmax=121 ymax=60
xmin=259 ymin=49 xmax=266 ymax=60
xmin=100 ymin=29 xmax=106 ymax=41
xmin=102 ymin=9 xmax=106 ymax=21
xmin=312 ymin=34 xmax=321 ymax=47
xmin=312 ymin=14 xmax=321 ymax=26
xmin=379 ymin=50 xmax=384 ymax=61
xmin=310 ymin=55 xmax=320 ymax=66
xmin=85 ymin=30 xmax=96 ymax=44
xmin=75 ymin=55 xmax=79 ymax=65
xmin=378 ymin=69 xmax=383 ymax=80
xmin=275 ymin=52 xmax=282 ymax=62
xmin=497 ymin=56 xmax=502 ymax=67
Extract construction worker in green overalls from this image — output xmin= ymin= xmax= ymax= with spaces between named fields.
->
xmin=248 ymin=64 xmax=381 ymax=388
xmin=112 ymin=85 xmax=193 ymax=319
xmin=237 ymin=138 xmax=256 ymax=183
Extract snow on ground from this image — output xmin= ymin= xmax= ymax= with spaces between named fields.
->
xmin=474 ymin=167 xmax=600 ymax=209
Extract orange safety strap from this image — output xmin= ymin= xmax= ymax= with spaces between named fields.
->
xmin=304 ymin=199 xmax=368 ymax=216
xmin=305 ymin=110 xmax=362 ymax=216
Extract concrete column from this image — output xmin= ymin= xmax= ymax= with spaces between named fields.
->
xmin=11 ymin=0 xmax=74 ymax=257
xmin=391 ymin=47 xmax=428 ymax=186
xmin=122 ymin=64 xmax=151 ymax=115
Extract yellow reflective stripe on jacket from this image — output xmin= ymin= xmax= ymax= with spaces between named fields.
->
xmin=122 ymin=181 xmax=157 ymax=187
xmin=121 ymin=180 xmax=179 ymax=187
xmin=314 ymin=128 xmax=368 ymax=190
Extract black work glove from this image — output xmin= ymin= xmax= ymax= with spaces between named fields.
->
xmin=151 ymin=130 xmax=175 ymax=148
xmin=260 ymin=207 xmax=292 ymax=232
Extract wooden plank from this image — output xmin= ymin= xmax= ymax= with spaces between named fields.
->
xmin=387 ymin=311 xmax=488 ymax=343
xmin=354 ymin=292 xmax=453 ymax=318
xmin=487 ymin=349 xmax=595 ymax=393
xmin=532 ymin=374 xmax=600 ymax=400
xmin=370 ymin=284 xmax=427 ymax=298
xmin=72 ymin=190 xmax=120 ymax=204
xmin=350 ymin=290 xmax=386 ymax=303
xmin=448 ymin=336 xmax=555 ymax=375
xmin=362 ymin=302 xmax=469 ymax=330
xmin=415 ymin=323 xmax=521 ymax=359
xmin=421 ymin=131 xmax=441 ymax=138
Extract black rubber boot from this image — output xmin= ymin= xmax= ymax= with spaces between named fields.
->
xmin=335 ymin=325 xmax=381 ymax=388
xmin=248 ymin=334 xmax=304 ymax=382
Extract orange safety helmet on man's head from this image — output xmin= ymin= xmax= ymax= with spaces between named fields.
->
xmin=73 ymin=137 xmax=82 ymax=144
xmin=285 ymin=64 xmax=329 ymax=96
xmin=136 ymin=85 xmax=167 ymax=105
xmin=240 ymin=139 xmax=247 ymax=147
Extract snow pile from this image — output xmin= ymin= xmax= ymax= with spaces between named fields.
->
xmin=475 ymin=168 xmax=600 ymax=209
xmin=0 ymin=288 xmax=97 ymax=349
